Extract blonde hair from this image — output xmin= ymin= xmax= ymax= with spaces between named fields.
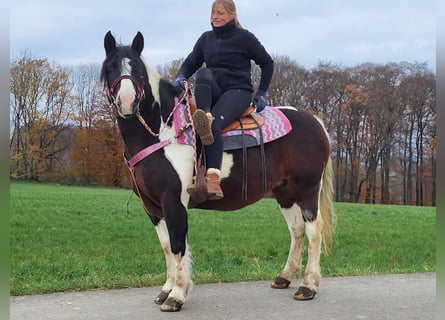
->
xmin=211 ymin=0 xmax=242 ymax=28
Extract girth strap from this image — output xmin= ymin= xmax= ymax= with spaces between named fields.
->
xmin=241 ymin=114 xmax=267 ymax=202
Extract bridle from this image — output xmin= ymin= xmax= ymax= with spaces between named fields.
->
xmin=106 ymin=74 xmax=145 ymax=111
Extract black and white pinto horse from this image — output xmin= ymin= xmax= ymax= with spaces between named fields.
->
xmin=101 ymin=31 xmax=335 ymax=312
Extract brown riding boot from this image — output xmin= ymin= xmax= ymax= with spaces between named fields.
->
xmin=193 ymin=109 xmax=214 ymax=145
xmin=206 ymin=168 xmax=224 ymax=200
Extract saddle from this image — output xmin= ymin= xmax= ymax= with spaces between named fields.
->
xmin=222 ymin=104 xmax=265 ymax=132
xmin=187 ymin=96 xmax=265 ymax=134
xmin=175 ymin=94 xmax=291 ymax=151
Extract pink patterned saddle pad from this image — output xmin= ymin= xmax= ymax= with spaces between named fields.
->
xmin=174 ymin=105 xmax=292 ymax=150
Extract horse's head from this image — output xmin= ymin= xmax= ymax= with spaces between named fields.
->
xmin=101 ymin=31 xmax=148 ymax=119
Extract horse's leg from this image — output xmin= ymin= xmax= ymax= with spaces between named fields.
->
xmin=154 ymin=220 xmax=176 ymax=304
xmin=158 ymin=202 xmax=193 ymax=312
xmin=272 ymin=179 xmax=324 ymax=300
xmin=271 ymin=203 xmax=305 ymax=289
xmin=151 ymin=143 xmax=195 ymax=312
xmin=295 ymin=209 xmax=323 ymax=300
xmin=154 ymin=226 xmax=193 ymax=312
xmin=161 ymin=240 xmax=192 ymax=312
xmin=296 ymin=156 xmax=335 ymax=300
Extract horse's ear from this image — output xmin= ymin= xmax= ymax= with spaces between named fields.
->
xmin=131 ymin=31 xmax=144 ymax=55
xmin=104 ymin=31 xmax=116 ymax=55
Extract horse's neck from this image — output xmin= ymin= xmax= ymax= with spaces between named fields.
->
xmin=142 ymin=60 xmax=176 ymax=124
xmin=118 ymin=109 xmax=159 ymax=155
xmin=156 ymin=79 xmax=177 ymax=126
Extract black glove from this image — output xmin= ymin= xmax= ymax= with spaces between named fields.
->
xmin=174 ymin=74 xmax=186 ymax=90
xmin=253 ymin=90 xmax=267 ymax=112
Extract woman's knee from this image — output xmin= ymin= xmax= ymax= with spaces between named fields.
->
xmin=196 ymin=67 xmax=214 ymax=82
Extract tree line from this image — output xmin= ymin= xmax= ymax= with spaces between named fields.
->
xmin=9 ymin=52 xmax=436 ymax=206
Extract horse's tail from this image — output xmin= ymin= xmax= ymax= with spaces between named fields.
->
xmin=320 ymin=155 xmax=336 ymax=253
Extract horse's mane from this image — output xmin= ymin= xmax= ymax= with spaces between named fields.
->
xmin=140 ymin=55 xmax=161 ymax=105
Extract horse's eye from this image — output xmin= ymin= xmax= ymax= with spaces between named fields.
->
xmin=105 ymin=63 xmax=113 ymax=72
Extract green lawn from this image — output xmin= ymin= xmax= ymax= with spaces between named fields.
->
xmin=10 ymin=182 xmax=436 ymax=295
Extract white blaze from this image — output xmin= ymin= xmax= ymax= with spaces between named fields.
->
xmin=116 ymin=58 xmax=136 ymax=115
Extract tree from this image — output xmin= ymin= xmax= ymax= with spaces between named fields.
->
xmin=67 ymin=64 xmax=125 ymax=186
xmin=398 ymin=63 xmax=436 ymax=205
xmin=69 ymin=63 xmax=101 ymax=130
xmin=10 ymin=54 xmax=73 ymax=181
xmin=10 ymin=54 xmax=49 ymax=179
xmin=156 ymin=58 xmax=184 ymax=82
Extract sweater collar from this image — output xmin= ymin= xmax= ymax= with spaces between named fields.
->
xmin=212 ymin=19 xmax=236 ymax=39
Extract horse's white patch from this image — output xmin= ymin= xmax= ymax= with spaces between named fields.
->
xmin=159 ymin=126 xmax=195 ymax=206
xmin=117 ymin=58 xmax=137 ymax=115
xmin=220 ymin=153 xmax=234 ymax=179
xmin=276 ymin=106 xmax=298 ymax=112
xmin=302 ymin=217 xmax=322 ymax=290
xmin=305 ymin=220 xmax=317 ymax=240
xmin=156 ymin=220 xmax=193 ymax=301
xmin=140 ymin=56 xmax=161 ymax=105
xmin=282 ymin=203 xmax=304 ymax=230
xmin=155 ymin=219 xmax=171 ymax=251
xmin=170 ymin=243 xmax=193 ymax=302
xmin=122 ymin=57 xmax=132 ymax=75
xmin=155 ymin=220 xmax=176 ymax=292
xmin=278 ymin=203 xmax=305 ymax=280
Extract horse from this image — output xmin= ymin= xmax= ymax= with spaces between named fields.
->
xmin=100 ymin=31 xmax=335 ymax=312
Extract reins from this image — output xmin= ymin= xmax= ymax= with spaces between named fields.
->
xmin=136 ymin=93 xmax=184 ymax=138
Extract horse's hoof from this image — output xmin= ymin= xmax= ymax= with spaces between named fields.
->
xmin=154 ymin=290 xmax=171 ymax=305
xmin=271 ymin=276 xmax=291 ymax=289
xmin=160 ymin=297 xmax=183 ymax=312
xmin=294 ymin=286 xmax=316 ymax=301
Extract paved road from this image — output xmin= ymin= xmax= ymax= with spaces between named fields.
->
xmin=11 ymin=273 xmax=435 ymax=320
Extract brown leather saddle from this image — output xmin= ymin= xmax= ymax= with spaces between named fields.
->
xmin=222 ymin=104 xmax=265 ymax=132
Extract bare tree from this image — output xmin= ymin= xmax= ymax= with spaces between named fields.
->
xmin=398 ymin=63 xmax=436 ymax=205
xmin=69 ymin=63 xmax=101 ymax=129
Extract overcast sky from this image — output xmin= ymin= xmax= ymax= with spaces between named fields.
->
xmin=10 ymin=0 xmax=436 ymax=71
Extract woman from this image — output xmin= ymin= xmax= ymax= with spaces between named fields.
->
xmin=174 ymin=0 xmax=274 ymax=200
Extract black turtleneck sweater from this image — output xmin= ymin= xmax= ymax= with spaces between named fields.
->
xmin=178 ymin=20 xmax=274 ymax=93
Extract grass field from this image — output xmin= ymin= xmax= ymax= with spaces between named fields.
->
xmin=10 ymin=182 xmax=436 ymax=295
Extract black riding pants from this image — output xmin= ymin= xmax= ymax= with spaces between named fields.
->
xmin=195 ymin=68 xmax=251 ymax=170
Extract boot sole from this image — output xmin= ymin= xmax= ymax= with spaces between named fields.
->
xmin=207 ymin=191 xmax=224 ymax=200
xmin=193 ymin=110 xmax=214 ymax=145
xmin=187 ymin=187 xmax=223 ymax=201
xmin=186 ymin=184 xmax=207 ymax=203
